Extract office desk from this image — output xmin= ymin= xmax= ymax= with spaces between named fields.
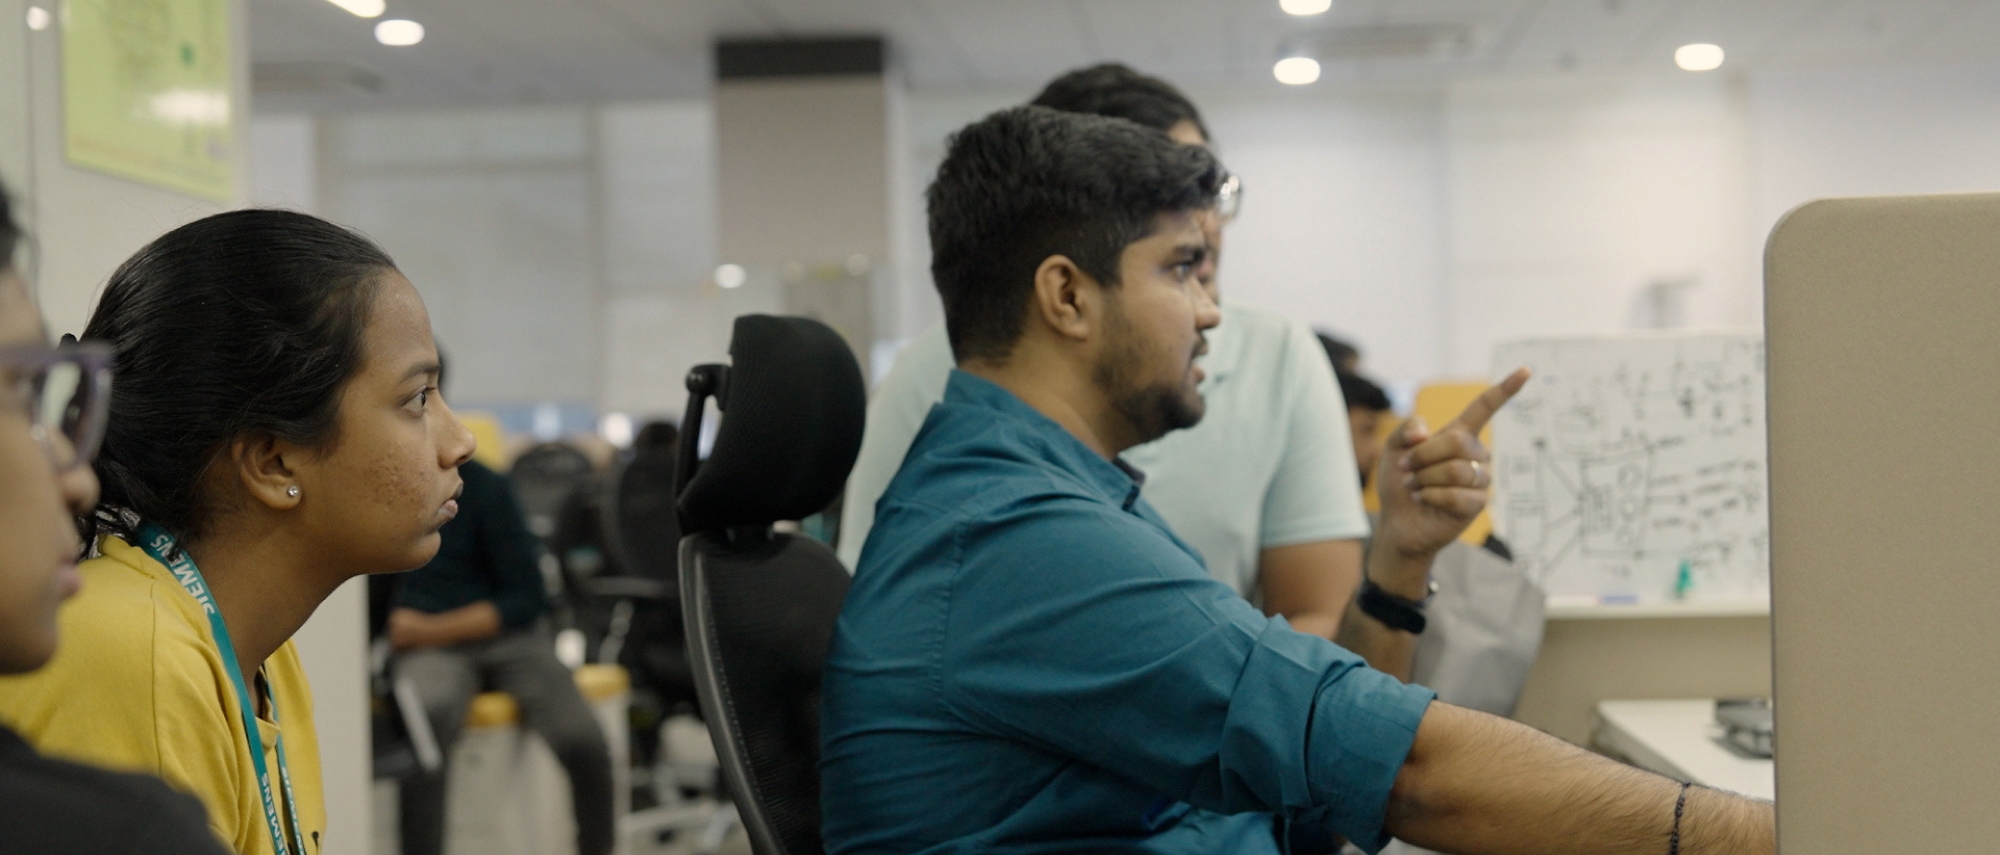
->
xmin=1592 ymin=699 xmax=1774 ymax=801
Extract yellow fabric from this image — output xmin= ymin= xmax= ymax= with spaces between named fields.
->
xmin=0 ymin=536 xmax=327 ymax=855
xmin=466 ymin=665 xmax=629 ymax=728
xmin=457 ymin=410 xmax=511 ymax=471
xmin=1360 ymin=382 xmax=1497 ymax=546
xmin=466 ymin=691 xmax=519 ymax=728
xmin=1412 ymin=382 xmax=1496 ymax=545
xmin=574 ymin=663 xmax=629 ymax=702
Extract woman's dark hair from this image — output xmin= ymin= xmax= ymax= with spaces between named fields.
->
xmin=81 ymin=209 xmax=396 ymax=547
xmin=0 ymin=178 xmax=20 ymax=273
xmin=1031 ymin=63 xmax=1210 ymax=143
xmin=633 ymin=420 xmax=680 ymax=455
xmin=1336 ymin=368 xmax=1392 ymax=414
xmin=928 ymin=106 xmax=1223 ymax=362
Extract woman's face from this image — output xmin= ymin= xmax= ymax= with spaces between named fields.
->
xmin=0 ymin=271 xmax=98 ymax=673
xmin=289 ymin=271 xmax=475 ymax=575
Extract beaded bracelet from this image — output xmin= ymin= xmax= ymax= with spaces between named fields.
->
xmin=1669 ymin=781 xmax=1692 ymax=855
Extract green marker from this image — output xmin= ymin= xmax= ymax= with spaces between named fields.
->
xmin=1674 ymin=559 xmax=1694 ymax=601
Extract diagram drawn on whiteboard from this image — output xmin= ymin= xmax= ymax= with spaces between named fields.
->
xmin=1491 ymin=334 xmax=1769 ymax=602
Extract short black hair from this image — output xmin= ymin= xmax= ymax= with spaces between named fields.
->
xmin=1337 ymin=368 xmax=1391 ymax=413
xmin=928 ymin=105 xmax=1224 ymax=362
xmin=1031 ymin=63 xmax=1210 ymax=142
xmin=1316 ymin=331 xmax=1360 ymax=371
xmin=0 ymin=177 xmax=19 ymax=273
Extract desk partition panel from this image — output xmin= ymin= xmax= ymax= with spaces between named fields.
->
xmin=1765 ymin=193 xmax=2000 ymax=853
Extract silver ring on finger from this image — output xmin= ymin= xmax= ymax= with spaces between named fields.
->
xmin=1470 ymin=459 xmax=1485 ymax=487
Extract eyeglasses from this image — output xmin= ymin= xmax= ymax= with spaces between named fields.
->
xmin=0 ymin=342 xmax=113 ymax=472
xmin=1215 ymin=173 xmax=1244 ymax=223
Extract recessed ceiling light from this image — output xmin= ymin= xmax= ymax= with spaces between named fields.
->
xmin=1273 ymin=57 xmax=1321 ymax=85
xmin=375 ymin=18 xmax=424 ymax=46
xmin=325 ymin=0 xmax=385 ymax=18
xmin=715 ymin=264 xmax=747 ymax=289
xmin=1280 ymin=0 xmax=1332 ymax=16
xmin=24 ymin=6 xmax=50 ymax=30
xmin=1674 ymin=43 xmax=1724 ymax=72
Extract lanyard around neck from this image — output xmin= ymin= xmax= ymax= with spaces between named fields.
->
xmin=136 ymin=523 xmax=308 ymax=855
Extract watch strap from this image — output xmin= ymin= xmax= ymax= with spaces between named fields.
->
xmin=1358 ymin=577 xmax=1432 ymax=634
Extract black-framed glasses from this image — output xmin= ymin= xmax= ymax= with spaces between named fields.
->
xmin=0 ymin=342 xmax=112 ymax=472
xmin=1215 ymin=173 xmax=1244 ymax=223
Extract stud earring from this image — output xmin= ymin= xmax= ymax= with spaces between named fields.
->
xmin=286 ymin=485 xmax=301 ymax=499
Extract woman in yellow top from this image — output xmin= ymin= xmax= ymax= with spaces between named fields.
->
xmin=0 ymin=210 xmax=477 ymax=855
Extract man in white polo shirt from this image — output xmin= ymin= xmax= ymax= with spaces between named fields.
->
xmin=842 ymin=64 xmax=1436 ymax=662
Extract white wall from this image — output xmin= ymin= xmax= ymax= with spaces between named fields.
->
xmin=7 ymin=0 xmax=249 ymax=337
xmin=1202 ymin=87 xmax=1451 ymax=384
xmin=888 ymin=62 xmax=2000 ymax=388
xmin=1748 ymin=62 xmax=2000 ymax=235
xmin=273 ymin=57 xmax=2000 ymax=412
xmin=1443 ymin=73 xmax=1757 ymax=377
xmin=308 ymin=102 xmax=729 ymax=428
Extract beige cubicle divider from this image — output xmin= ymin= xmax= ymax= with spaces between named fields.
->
xmin=1765 ymin=193 xmax=2000 ymax=853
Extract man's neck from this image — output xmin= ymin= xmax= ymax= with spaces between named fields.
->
xmin=183 ymin=526 xmax=342 ymax=699
xmin=961 ymin=353 xmax=1141 ymax=459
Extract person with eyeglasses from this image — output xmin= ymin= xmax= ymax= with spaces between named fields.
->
xmin=0 ymin=207 xmax=477 ymax=855
xmin=841 ymin=64 xmax=1441 ymax=679
xmin=0 ymin=180 xmax=231 ymax=853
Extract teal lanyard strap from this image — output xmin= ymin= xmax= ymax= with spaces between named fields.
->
xmin=137 ymin=523 xmax=308 ymax=855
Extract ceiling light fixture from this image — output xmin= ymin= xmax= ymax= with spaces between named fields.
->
xmin=1273 ymin=56 xmax=1321 ymax=85
xmin=24 ymin=6 xmax=50 ymax=30
xmin=375 ymin=18 xmax=424 ymax=46
xmin=325 ymin=0 xmax=385 ymax=18
xmin=714 ymin=264 xmax=747 ymax=290
xmin=1674 ymin=43 xmax=1724 ymax=72
xmin=1280 ymin=0 xmax=1332 ymax=16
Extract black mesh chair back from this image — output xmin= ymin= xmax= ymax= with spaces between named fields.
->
xmin=508 ymin=441 xmax=597 ymax=540
xmin=676 ymin=315 xmax=865 ymax=855
xmin=608 ymin=447 xmax=681 ymax=584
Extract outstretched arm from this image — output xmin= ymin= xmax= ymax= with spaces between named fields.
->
xmin=1339 ymin=370 xmax=1530 ymax=680
xmin=1388 ymin=702 xmax=1775 ymax=855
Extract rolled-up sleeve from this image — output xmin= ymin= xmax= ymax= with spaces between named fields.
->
xmin=938 ymin=495 xmax=1434 ymax=852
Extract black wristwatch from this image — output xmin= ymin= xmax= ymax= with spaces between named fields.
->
xmin=1358 ymin=577 xmax=1437 ymax=634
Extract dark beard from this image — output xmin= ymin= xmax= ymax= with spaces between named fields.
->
xmin=1093 ymin=304 xmax=1205 ymax=445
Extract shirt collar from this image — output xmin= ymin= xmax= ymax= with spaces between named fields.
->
xmin=943 ymin=370 xmax=1149 ymax=511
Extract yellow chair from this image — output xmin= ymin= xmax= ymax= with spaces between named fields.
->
xmin=1361 ymin=381 xmax=1495 ymax=546
xmin=450 ymin=664 xmax=633 ymax=855
xmin=456 ymin=410 xmax=511 ymax=472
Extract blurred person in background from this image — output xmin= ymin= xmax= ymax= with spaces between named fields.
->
xmin=386 ymin=357 xmax=614 ymax=855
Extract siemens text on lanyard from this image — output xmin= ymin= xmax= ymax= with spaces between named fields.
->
xmin=139 ymin=522 xmax=309 ymax=855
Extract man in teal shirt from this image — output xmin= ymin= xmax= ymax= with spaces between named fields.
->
xmin=822 ymin=106 xmax=1775 ymax=854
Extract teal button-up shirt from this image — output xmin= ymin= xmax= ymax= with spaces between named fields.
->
xmin=822 ymin=371 xmax=1436 ymax=855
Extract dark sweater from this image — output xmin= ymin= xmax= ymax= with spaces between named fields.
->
xmin=392 ymin=460 xmax=547 ymax=631
xmin=0 ymin=723 xmax=232 ymax=854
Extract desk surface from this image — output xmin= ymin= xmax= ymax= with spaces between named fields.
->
xmin=1593 ymin=699 xmax=1774 ymax=801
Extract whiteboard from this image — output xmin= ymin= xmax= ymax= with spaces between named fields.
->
xmin=1490 ymin=333 xmax=1769 ymax=602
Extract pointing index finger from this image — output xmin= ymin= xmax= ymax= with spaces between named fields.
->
xmin=1449 ymin=367 xmax=1532 ymax=434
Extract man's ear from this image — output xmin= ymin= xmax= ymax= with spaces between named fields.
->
xmin=229 ymin=433 xmax=303 ymax=511
xmin=1030 ymin=254 xmax=1101 ymax=344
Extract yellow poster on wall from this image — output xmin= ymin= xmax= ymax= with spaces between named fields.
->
xmin=62 ymin=0 xmax=235 ymax=202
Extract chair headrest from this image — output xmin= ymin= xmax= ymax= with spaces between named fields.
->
xmin=677 ymin=315 xmax=865 ymax=535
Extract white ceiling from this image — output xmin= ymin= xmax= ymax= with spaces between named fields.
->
xmin=250 ymin=0 xmax=2000 ymax=111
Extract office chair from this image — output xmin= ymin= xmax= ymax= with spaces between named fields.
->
xmin=509 ymin=441 xmax=598 ymax=540
xmin=597 ymin=438 xmax=698 ymax=766
xmin=676 ymin=315 xmax=865 ymax=855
